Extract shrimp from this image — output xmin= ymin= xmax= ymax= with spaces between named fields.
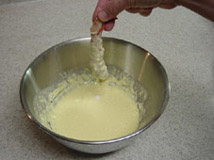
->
xmin=90 ymin=20 xmax=103 ymax=35
xmin=90 ymin=20 xmax=108 ymax=81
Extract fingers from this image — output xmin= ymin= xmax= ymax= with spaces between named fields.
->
xmin=103 ymin=19 xmax=115 ymax=31
xmin=95 ymin=0 xmax=163 ymax=22
xmin=158 ymin=0 xmax=178 ymax=9
xmin=126 ymin=8 xmax=144 ymax=13
xmin=159 ymin=3 xmax=177 ymax=9
xmin=92 ymin=0 xmax=174 ymax=32
xmin=92 ymin=0 xmax=118 ymax=31
xmin=97 ymin=0 xmax=129 ymax=22
xmin=93 ymin=0 xmax=110 ymax=21
xmin=139 ymin=8 xmax=153 ymax=16
xmin=126 ymin=8 xmax=153 ymax=16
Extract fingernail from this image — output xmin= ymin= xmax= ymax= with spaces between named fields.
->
xmin=98 ymin=11 xmax=108 ymax=22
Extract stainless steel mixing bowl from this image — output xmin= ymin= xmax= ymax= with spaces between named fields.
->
xmin=20 ymin=37 xmax=170 ymax=154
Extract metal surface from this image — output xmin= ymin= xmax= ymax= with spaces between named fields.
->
xmin=20 ymin=37 xmax=170 ymax=154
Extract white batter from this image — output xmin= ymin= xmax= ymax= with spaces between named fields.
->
xmin=47 ymin=81 xmax=139 ymax=141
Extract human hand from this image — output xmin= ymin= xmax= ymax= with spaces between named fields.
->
xmin=92 ymin=0 xmax=178 ymax=31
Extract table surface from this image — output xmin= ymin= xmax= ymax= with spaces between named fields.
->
xmin=0 ymin=0 xmax=214 ymax=159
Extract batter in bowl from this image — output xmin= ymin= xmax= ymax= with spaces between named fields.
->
xmin=34 ymin=66 xmax=147 ymax=141
xmin=46 ymin=80 xmax=139 ymax=141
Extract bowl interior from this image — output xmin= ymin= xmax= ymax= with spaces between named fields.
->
xmin=20 ymin=37 xmax=169 ymax=141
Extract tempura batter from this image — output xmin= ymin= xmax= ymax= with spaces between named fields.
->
xmin=47 ymin=81 xmax=139 ymax=141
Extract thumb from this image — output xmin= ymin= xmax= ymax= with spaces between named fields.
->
xmin=98 ymin=0 xmax=129 ymax=22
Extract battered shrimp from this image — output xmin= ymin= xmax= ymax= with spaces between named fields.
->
xmin=90 ymin=20 xmax=108 ymax=81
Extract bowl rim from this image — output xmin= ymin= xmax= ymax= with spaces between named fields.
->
xmin=20 ymin=37 xmax=170 ymax=145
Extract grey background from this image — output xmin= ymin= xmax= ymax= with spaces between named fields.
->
xmin=0 ymin=0 xmax=36 ymax=5
xmin=0 ymin=0 xmax=214 ymax=159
